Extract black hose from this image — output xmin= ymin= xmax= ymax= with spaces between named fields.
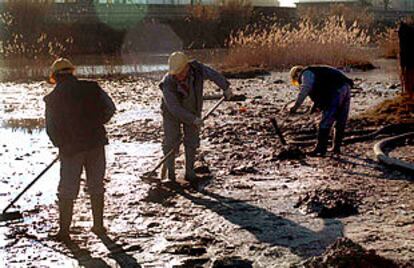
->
xmin=374 ymin=132 xmax=414 ymax=175
xmin=284 ymin=123 xmax=414 ymax=147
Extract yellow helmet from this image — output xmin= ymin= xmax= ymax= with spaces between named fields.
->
xmin=49 ymin=58 xmax=75 ymax=84
xmin=168 ymin=51 xmax=189 ymax=75
xmin=289 ymin=65 xmax=304 ymax=86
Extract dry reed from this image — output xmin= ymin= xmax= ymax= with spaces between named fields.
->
xmin=221 ymin=16 xmax=374 ymax=71
xmin=377 ymin=27 xmax=399 ymax=59
xmin=358 ymin=94 xmax=414 ymax=124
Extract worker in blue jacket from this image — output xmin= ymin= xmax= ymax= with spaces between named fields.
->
xmin=289 ymin=65 xmax=353 ymax=156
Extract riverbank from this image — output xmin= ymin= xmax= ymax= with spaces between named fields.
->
xmin=0 ymin=59 xmax=412 ymax=267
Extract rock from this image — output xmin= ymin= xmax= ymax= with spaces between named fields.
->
xmin=173 ymin=257 xmax=210 ymax=268
xmin=294 ymin=188 xmax=359 ymax=218
xmin=212 ymin=257 xmax=253 ymax=268
xmin=304 ymin=238 xmax=402 ymax=268
xmin=165 ymin=244 xmax=207 ymax=256
xmin=276 ymin=147 xmax=306 ymax=161
xmin=273 ymin=79 xmax=285 ymax=84
xmin=147 ymin=222 xmax=160 ymax=228
xmin=194 ymin=165 xmax=210 ymax=174
xmin=229 ymin=165 xmax=259 ymax=175
xmin=229 ymin=94 xmax=247 ymax=102
xmin=387 ymin=83 xmax=400 ymax=89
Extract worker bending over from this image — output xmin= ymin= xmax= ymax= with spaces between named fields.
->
xmin=289 ymin=65 xmax=353 ymax=156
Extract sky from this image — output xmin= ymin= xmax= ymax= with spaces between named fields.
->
xmin=280 ymin=0 xmax=296 ymax=7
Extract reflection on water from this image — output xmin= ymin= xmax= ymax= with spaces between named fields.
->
xmin=0 ymin=127 xmax=160 ymax=212
xmin=0 ymin=68 xmax=165 ymax=266
xmin=113 ymin=105 xmax=159 ymax=125
xmin=76 ymin=63 xmax=168 ymax=76
xmin=1 ymin=118 xmax=45 ymax=133
xmin=0 ymin=63 xmax=169 ymax=79
xmin=0 ymin=50 xmax=224 ymax=80
xmin=0 ymin=128 xmax=58 ymax=210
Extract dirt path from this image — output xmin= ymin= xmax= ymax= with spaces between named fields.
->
xmin=0 ymin=60 xmax=413 ymax=267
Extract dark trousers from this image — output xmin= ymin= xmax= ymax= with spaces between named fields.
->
xmin=58 ymin=146 xmax=106 ymax=200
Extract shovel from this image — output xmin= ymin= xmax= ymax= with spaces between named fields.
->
xmin=142 ymin=96 xmax=226 ymax=181
xmin=270 ymin=117 xmax=306 ymax=160
xmin=0 ymin=156 xmax=59 ymax=222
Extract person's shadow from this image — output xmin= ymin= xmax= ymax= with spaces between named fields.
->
xmin=95 ymin=233 xmax=142 ymax=268
xmin=63 ymin=239 xmax=111 ymax=268
xmin=148 ymin=183 xmax=344 ymax=258
xmin=337 ymin=153 xmax=414 ymax=181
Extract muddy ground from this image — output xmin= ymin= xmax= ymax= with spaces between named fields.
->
xmin=0 ymin=59 xmax=413 ymax=267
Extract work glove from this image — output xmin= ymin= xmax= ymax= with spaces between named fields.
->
xmin=193 ymin=117 xmax=203 ymax=127
xmin=224 ymin=88 xmax=233 ymax=100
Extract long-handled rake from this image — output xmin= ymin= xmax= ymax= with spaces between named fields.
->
xmin=0 ymin=156 xmax=59 ymax=222
xmin=142 ymin=96 xmax=226 ymax=181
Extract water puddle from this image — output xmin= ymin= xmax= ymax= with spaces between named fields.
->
xmin=0 ymin=128 xmax=58 ymax=209
xmin=0 ymin=62 xmax=168 ymax=80
xmin=113 ymin=103 xmax=159 ymax=125
xmin=0 ymin=83 xmax=47 ymax=122
xmin=1 ymin=118 xmax=45 ymax=132
xmin=0 ymin=116 xmax=161 ymax=266
xmin=76 ymin=63 xmax=168 ymax=76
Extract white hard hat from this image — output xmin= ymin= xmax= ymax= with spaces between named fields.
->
xmin=168 ymin=51 xmax=189 ymax=75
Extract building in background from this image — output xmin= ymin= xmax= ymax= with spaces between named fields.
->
xmin=296 ymin=0 xmax=414 ymax=10
xmin=373 ymin=0 xmax=414 ymax=10
xmin=52 ymin=0 xmax=279 ymax=6
xmin=295 ymin=0 xmax=358 ymax=7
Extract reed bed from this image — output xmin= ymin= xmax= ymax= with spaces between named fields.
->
xmin=221 ymin=16 xmax=375 ymax=71
xmin=377 ymin=27 xmax=399 ymax=59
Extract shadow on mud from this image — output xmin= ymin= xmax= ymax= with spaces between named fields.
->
xmin=96 ymin=233 xmax=142 ymax=268
xmin=146 ymin=183 xmax=344 ymax=258
xmin=63 ymin=239 xmax=112 ymax=268
xmin=23 ymin=232 xmax=141 ymax=267
xmin=337 ymin=153 xmax=414 ymax=181
xmin=62 ymin=234 xmax=141 ymax=268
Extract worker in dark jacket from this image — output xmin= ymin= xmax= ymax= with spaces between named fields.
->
xmin=44 ymin=58 xmax=116 ymax=241
xmin=160 ymin=52 xmax=232 ymax=182
xmin=289 ymin=65 xmax=353 ymax=156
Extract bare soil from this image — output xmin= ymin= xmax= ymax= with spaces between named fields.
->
xmin=0 ymin=59 xmax=412 ymax=267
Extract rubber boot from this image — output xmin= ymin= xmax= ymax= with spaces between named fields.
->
xmin=184 ymin=147 xmax=197 ymax=181
xmin=50 ymin=198 xmax=74 ymax=242
xmin=332 ymin=126 xmax=345 ymax=154
xmin=309 ymin=128 xmax=330 ymax=157
xmin=165 ymin=151 xmax=176 ymax=182
xmin=91 ymin=194 xmax=106 ymax=235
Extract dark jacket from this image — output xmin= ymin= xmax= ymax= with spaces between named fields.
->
xmin=159 ymin=60 xmax=230 ymax=125
xmin=299 ymin=65 xmax=353 ymax=110
xmin=44 ymin=75 xmax=116 ymax=156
